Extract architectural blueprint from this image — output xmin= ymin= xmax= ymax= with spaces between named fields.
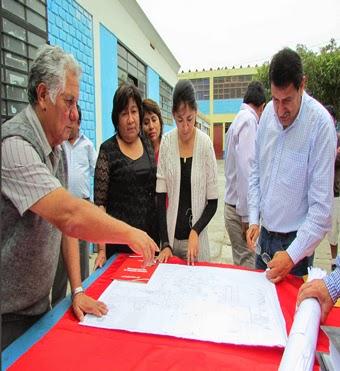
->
xmin=82 ymin=263 xmax=287 ymax=347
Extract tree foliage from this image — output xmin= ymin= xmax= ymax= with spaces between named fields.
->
xmin=256 ymin=63 xmax=270 ymax=101
xmin=256 ymin=39 xmax=340 ymax=117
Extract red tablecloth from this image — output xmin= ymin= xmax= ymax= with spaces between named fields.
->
xmin=9 ymin=255 xmax=340 ymax=371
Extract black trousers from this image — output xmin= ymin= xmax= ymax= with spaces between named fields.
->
xmin=1 ymin=313 xmax=44 ymax=350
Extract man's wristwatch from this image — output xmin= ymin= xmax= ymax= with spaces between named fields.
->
xmin=72 ymin=286 xmax=84 ymax=300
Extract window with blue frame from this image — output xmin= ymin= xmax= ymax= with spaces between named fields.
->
xmin=159 ymin=78 xmax=173 ymax=125
xmin=117 ymin=42 xmax=146 ymax=99
xmin=190 ymin=78 xmax=209 ymax=101
xmin=213 ymin=74 xmax=254 ymax=99
xmin=1 ymin=0 xmax=47 ymax=123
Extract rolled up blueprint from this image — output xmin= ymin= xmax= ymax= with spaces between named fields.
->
xmin=279 ymin=267 xmax=327 ymax=371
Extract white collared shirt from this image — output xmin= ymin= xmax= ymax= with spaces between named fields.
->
xmin=224 ymin=103 xmax=259 ymax=222
xmin=63 ymin=134 xmax=97 ymax=199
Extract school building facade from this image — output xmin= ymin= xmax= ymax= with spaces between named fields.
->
xmin=1 ymin=0 xmax=255 ymax=155
xmin=1 ymin=0 xmax=181 ymax=148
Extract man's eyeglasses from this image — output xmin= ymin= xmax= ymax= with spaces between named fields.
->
xmin=62 ymin=94 xmax=77 ymax=110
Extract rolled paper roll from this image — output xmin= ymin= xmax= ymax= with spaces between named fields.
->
xmin=279 ymin=267 xmax=326 ymax=371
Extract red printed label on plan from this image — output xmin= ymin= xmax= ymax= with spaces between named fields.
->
xmin=112 ymin=255 xmax=158 ymax=283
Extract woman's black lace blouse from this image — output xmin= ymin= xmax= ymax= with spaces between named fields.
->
xmin=94 ymin=134 xmax=158 ymax=256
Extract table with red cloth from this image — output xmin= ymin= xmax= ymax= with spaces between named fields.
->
xmin=3 ymin=254 xmax=340 ymax=371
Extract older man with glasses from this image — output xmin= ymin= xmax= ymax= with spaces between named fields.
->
xmin=1 ymin=44 xmax=158 ymax=349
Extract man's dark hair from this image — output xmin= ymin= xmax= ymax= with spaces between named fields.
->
xmin=111 ymin=83 xmax=142 ymax=133
xmin=269 ymin=48 xmax=303 ymax=90
xmin=325 ymin=105 xmax=337 ymax=121
xmin=243 ymin=81 xmax=266 ymax=107
xmin=76 ymin=103 xmax=82 ymax=123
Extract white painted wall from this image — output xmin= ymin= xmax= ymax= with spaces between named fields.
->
xmin=77 ymin=0 xmax=180 ymax=145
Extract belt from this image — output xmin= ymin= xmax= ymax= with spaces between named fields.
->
xmin=262 ymin=226 xmax=296 ymax=238
xmin=226 ymin=203 xmax=236 ymax=208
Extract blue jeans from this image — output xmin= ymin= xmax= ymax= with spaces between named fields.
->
xmin=255 ymin=227 xmax=313 ymax=276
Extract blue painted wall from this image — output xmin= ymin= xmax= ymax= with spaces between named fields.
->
xmin=47 ymin=0 xmax=96 ymax=146
xmin=147 ymin=67 xmax=160 ymax=104
xmin=197 ymin=100 xmax=210 ymax=115
xmin=100 ymin=24 xmax=118 ymax=142
xmin=147 ymin=67 xmax=175 ymax=134
xmin=213 ymin=98 xmax=243 ymax=114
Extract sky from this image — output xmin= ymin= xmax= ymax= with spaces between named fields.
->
xmin=136 ymin=0 xmax=340 ymax=72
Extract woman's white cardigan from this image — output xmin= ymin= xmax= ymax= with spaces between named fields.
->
xmin=156 ymin=128 xmax=218 ymax=262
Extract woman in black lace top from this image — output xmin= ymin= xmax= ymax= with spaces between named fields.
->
xmin=94 ymin=84 xmax=158 ymax=267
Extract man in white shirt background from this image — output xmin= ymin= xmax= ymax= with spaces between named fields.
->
xmin=224 ymin=81 xmax=266 ymax=268
xmin=52 ymin=104 xmax=97 ymax=305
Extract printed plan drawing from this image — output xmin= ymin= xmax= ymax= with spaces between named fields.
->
xmin=82 ymin=264 xmax=287 ymax=347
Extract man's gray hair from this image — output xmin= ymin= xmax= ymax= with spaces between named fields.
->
xmin=28 ymin=44 xmax=82 ymax=105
